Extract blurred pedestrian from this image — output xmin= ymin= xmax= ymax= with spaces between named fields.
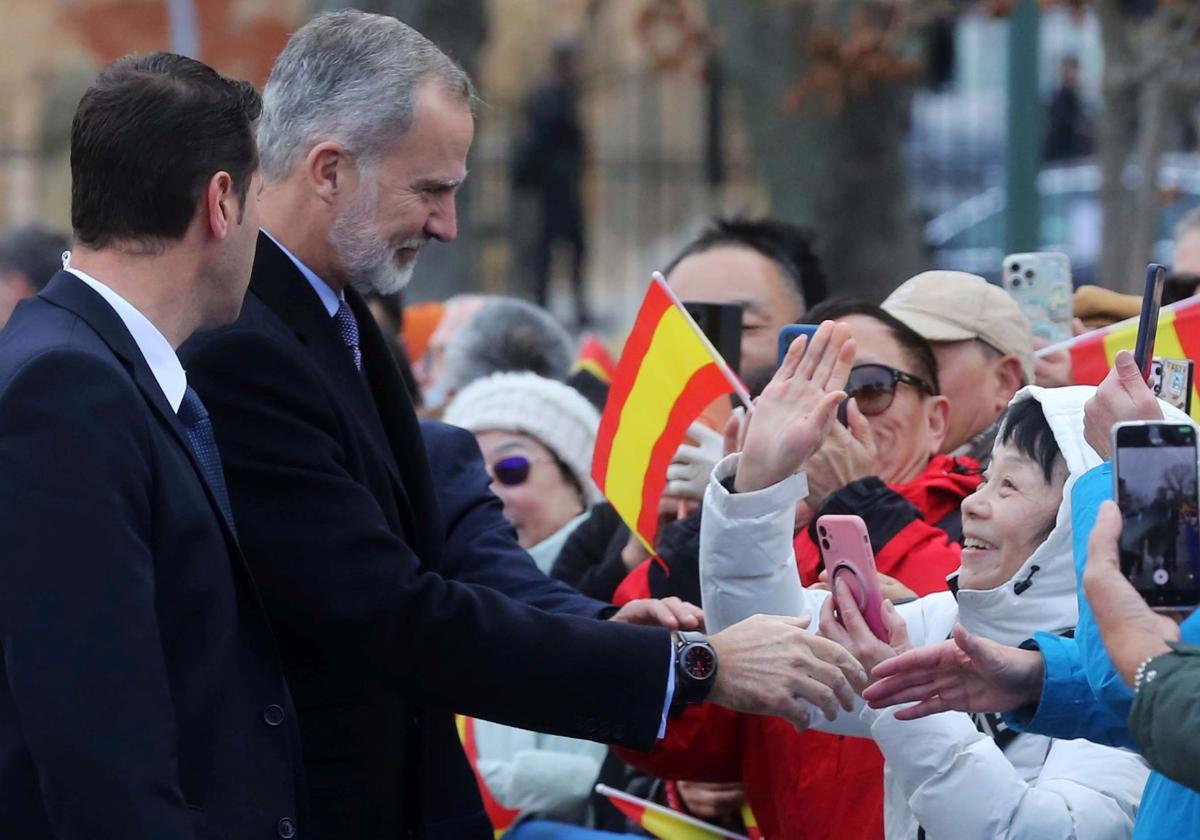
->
xmin=515 ymin=41 xmax=589 ymax=326
xmin=0 ymin=224 xmax=69 ymax=329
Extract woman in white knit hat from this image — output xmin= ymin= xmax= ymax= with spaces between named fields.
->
xmin=443 ymin=370 xmax=602 ymax=574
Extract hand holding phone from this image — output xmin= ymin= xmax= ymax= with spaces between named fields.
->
xmin=1111 ymin=421 xmax=1200 ymax=610
xmin=816 ymin=515 xmax=889 ymax=640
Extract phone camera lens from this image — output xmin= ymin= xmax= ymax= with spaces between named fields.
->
xmin=818 ymin=524 xmax=827 ymax=537
xmin=1025 ymin=269 xmax=1034 ymax=278
xmin=1012 ymin=277 xmax=1022 ymax=288
xmin=821 ymin=538 xmax=831 ymax=551
xmin=1010 ymin=263 xmax=1021 ymax=272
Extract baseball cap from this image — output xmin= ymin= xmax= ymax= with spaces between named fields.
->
xmin=882 ymin=271 xmax=1035 ymax=383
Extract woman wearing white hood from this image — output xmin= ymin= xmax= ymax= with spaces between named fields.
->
xmin=699 ymin=322 xmax=1151 ymax=839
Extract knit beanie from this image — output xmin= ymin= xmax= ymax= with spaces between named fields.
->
xmin=443 ymin=372 xmax=602 ymax=505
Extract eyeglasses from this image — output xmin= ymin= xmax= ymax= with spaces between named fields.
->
xmin=844 ymin=363 xmax=936 ymax=417
xmin=492 ymin=455 xmax=532 ymax=486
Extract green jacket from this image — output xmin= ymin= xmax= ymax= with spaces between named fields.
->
xmin=1130 ymin=642 xmax=1200 ymax=793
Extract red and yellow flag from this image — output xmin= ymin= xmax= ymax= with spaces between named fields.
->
xmin=455 ymin=715 xmax=521 ymax=838
xmin=573 ymin=333 xmax=618 ymax=384
xmin=596 ymin=784 xmax=750 ymax=840
xmin=1052 ymin=295 xmax=1200 ymax=420
xmin=592 ymin=274 xmax=748 ymax=549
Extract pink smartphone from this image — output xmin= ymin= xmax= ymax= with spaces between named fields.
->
xmin=816 ymin=514 xmax=889 ymax=641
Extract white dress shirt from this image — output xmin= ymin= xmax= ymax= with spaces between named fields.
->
xmin=65 ymin=265 xmax=187 ymax=412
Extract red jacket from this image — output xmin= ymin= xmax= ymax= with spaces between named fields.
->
xmin=617 ymin=455 xmax=980 ymax=839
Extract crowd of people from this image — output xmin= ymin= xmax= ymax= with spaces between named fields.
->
xmin=0 ymin=9 xmax=1198 ymax=840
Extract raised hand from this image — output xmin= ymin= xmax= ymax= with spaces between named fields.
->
xmin=707 ymin=614 xmax=868 ymax=730
xmin=862 ymin=624 xmax=1044 ymax=720
xmin=734 ymin=321 xmax=855 ymax=494
xmin=1083 ymin=350 xmax=1163 ymax=460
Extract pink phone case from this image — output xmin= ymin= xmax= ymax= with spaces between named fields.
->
xmin=816 ymin=514 xmax=889 ymax=641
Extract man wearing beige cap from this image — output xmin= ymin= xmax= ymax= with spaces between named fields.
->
xmin=883 ymin=270 xmax=1033 ymax=464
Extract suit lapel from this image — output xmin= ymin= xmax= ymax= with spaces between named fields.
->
xmin=348 ymin=287 xmax=442 ymax=558
xmin=248 ymin=235 xmax=422 ymax=540
xmin=39 ymin=272 xmax=243 ymax=548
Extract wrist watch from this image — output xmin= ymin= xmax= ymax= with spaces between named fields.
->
xmin=672 ymin=631 xmax=718 ymax=710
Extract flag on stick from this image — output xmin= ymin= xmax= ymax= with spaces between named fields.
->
xmin=592 ymin=273 xmax=750 ymax=550
xmin=596 ymin=784 xmax=750 ymax=840
xmin=1036 ymin=295 xmax=1200 ymax=420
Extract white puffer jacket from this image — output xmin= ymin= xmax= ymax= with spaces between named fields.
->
xmin=700 ymin=386 xmax=1164 ymax=840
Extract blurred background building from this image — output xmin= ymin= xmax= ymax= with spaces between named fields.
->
xmin=2 ymin=0 xmax=1199 ymax=328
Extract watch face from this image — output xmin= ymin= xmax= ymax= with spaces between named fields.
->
xmin=683 ymin=645 xmax=716 ymax=680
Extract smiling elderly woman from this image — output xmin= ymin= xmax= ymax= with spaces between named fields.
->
xmin=692 ymin=386 xmax=1151 ymax=840
xmin=443 ymin=371 xmax=601 ymax=570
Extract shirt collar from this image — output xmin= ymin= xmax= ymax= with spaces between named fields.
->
xmin=65 ymin=266 xmax=188 ymax=412
xmin=261 ymin=229 xmax=342 ymax=317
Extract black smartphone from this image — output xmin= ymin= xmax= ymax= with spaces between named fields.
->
xmin=777 ymin=323 xmax=819 ymax=367
xmin=1134 ymin=263 xmax=1167 ymax=381
xmin=1112 ymin=421 xmax=1200 ymax=610
xmin=683 ymin=301 xmax=743 ymax=376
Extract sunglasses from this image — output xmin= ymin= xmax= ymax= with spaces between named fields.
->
xmin=844 ymin=363 xmax=936 ymax=417
xmin=492 ymin=455 xmax=532 ymax=486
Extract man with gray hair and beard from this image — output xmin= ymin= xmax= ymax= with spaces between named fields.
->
xmin=181 ymin=11 xmax=868 ymax=839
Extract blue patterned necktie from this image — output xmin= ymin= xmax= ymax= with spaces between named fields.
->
xmin=177 ymin=386 xmax=237 ymax=534
xmin=334 ymin=299 xmax=362 ymax=370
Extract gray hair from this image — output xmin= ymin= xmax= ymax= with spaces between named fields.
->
xmin=258 ymin=10 xmax=476 ymax=181
xmin=442 ymin=297 xmax=574 ymax=394
xmin=1175 ymin=208 xmax=1200 ymax=243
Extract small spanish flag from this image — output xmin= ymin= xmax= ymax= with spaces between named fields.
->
xmin=574 ymin=333 xmax=618 ymax=384
xmin=596 ymin=784 xmax=750 ymax=840
xmin=1043 ymin=295 xmax=1200 ymax=420
xmin=591 ymin=274 xmax=749 ymax=550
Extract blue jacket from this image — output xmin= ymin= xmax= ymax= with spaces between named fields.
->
xmin=1009 ymin=463 xmax=1200 ymax=838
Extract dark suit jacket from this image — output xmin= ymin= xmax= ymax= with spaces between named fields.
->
xmin=420 ymin=419 xmax=611 ymax=620
xmin=0 ymin=273 xmax=306 ymax=839
xmin=180 ymin=234 xmax=670 ymax=840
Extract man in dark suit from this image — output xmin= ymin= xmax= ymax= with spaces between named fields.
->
xmin=182 ymin=12 xmax=867 ymax=839
xmin=0 ymin=54 xmax=306 ymax=838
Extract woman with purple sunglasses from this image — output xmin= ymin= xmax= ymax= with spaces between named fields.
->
xmin=444 ymin=370 xmax=602 ymax=574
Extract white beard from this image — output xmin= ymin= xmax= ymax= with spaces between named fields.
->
xmin=330 ymin=182 xmax=422 ymax=296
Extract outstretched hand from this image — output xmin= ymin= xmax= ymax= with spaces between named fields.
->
xmin=734 ymin=321 xmax=855 ymax=494
xmin=708 ymin=614 xmax=868 ymax=731
xmin=862 ymin=624 xmax=1044 ymax=720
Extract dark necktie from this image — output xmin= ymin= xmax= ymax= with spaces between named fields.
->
xmin=334 ymin=299 xmax=362 ymax=370
xmin=178 ymin=386 xmax=237 ymax=534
